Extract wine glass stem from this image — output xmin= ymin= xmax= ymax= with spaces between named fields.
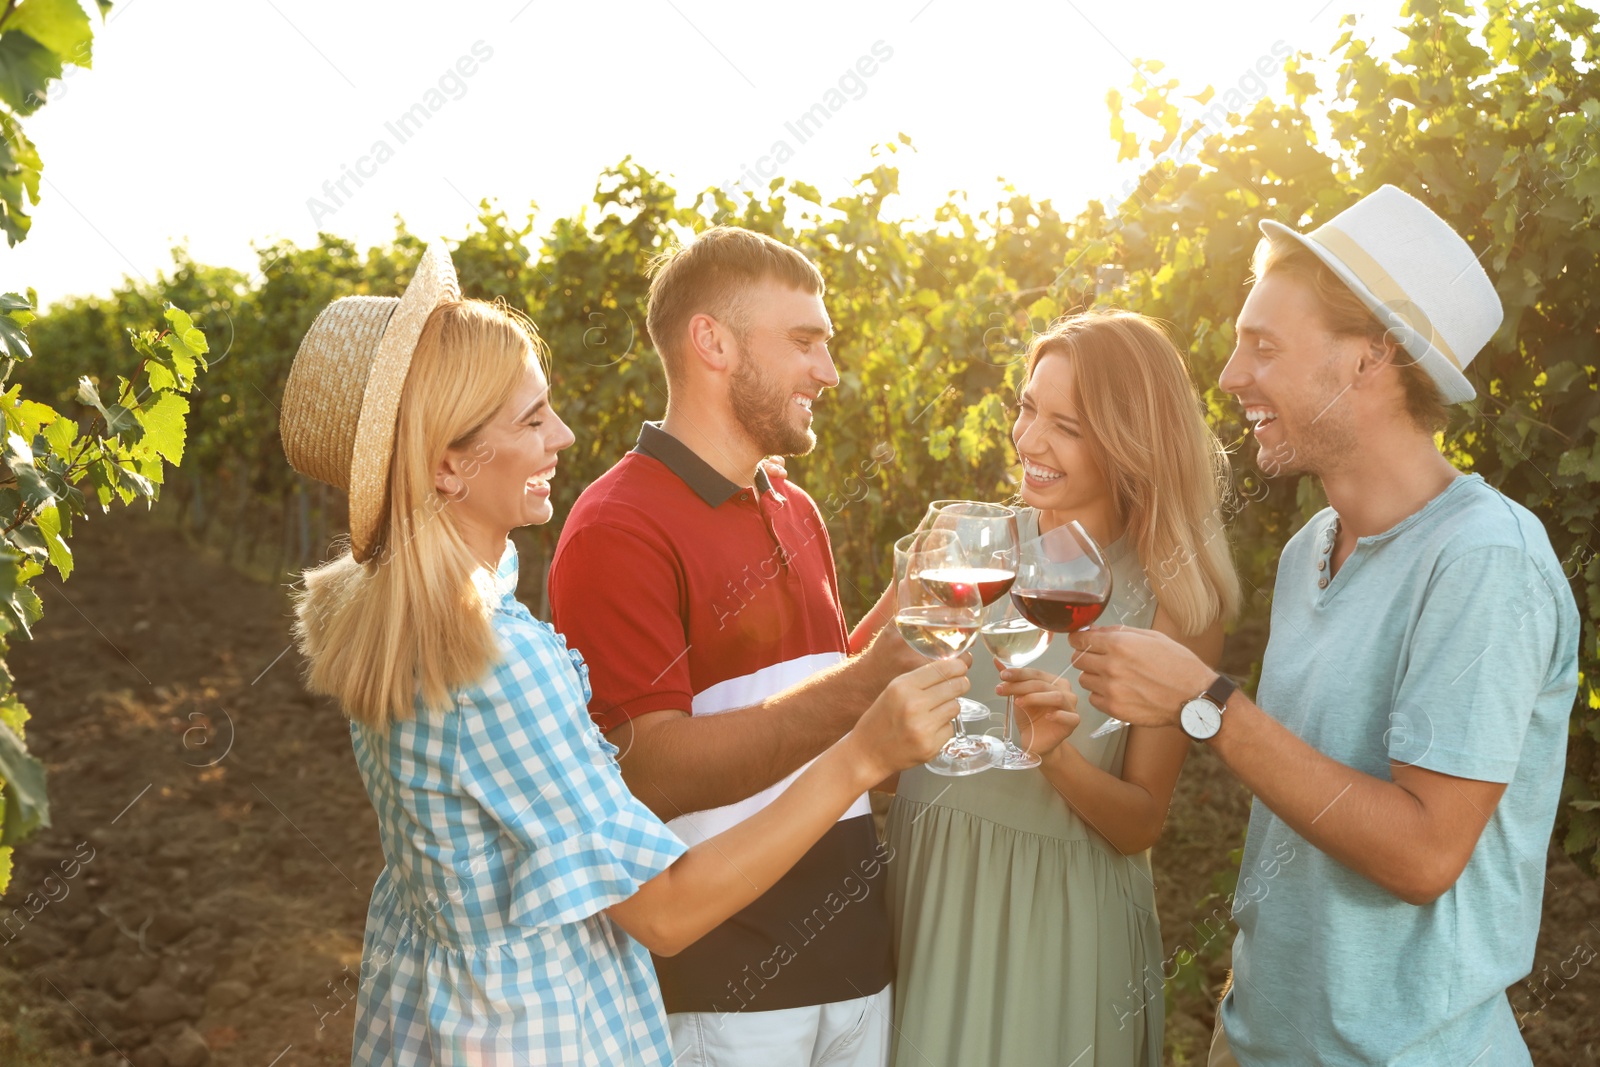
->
xmin=1002 ymin=694 xmax=1016 ymax=746
xmin=952 ymin=713 xmax=969 ymax=742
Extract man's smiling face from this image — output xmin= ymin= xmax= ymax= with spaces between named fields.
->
xmin=1220 ymin=270 xmax=1368 ymax=479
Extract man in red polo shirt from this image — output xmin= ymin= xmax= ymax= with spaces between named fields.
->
xmin=549 ymin=227 xmax=922 ymax=1066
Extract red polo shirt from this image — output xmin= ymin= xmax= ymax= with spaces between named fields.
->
xmin=549 ymin=421 xmax=892 ymax=1015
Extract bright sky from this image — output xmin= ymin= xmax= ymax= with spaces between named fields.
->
xmin=8 ymin=0 xmax=1404 ymax=307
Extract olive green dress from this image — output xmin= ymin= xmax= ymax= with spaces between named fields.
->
xmin=885 ymin=510 xmax=1164 ymax=1067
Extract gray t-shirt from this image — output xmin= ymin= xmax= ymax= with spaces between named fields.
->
xmin=1220 ymin=473 xmax=1580 ymax=1065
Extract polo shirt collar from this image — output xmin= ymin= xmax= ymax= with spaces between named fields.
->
xmin=634 ymin=421 xmax=774 ymax=508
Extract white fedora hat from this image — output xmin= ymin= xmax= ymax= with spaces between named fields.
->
xmin=1260 ymin=184 xmax=1502 ymax=403
xmin=279 ymin=241 xmax=460 ymax=562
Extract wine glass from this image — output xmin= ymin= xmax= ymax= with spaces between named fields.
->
xmin=1011 ymin=520 xmax=1124 ymax=737
xmin=914 ymin=501 xmax=1019 ymax=724
xmin=980 ymin=596 xmax=1052 ymax=770
xmin=894 ymin=530 xmax=1001 ymax=776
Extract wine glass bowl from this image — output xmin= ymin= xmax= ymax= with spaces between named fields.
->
xmin=894 ymin=530 xmax=1001 ymax=777
xmin=1012 ymin=520 xmax=1126 ymax=739
xmin=980 ymin=597 xmax=1052 ymax=771
xmin=894 ymin=603 xmax=981 ymax=659
xmin=1009 ymin=589 xmax=1109 ymax=632
xmin=914 ymin=501 xmax=1020 ymax=723
xmin=1011 ymin=521 xmax=1112 ymax=626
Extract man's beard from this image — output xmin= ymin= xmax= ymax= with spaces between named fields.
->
xmin=729 ymin=345 xmax=815 ymax=457
xmin=1256 ymin=359 xmax=1358 ymax=479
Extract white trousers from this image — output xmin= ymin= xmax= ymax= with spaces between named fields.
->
xmin=667 ymin=985 xmax=892 ymax=1067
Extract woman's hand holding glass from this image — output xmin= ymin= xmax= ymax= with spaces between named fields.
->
xmin=994 ymin=667 xmax=1080 ymax=759
xmin=980 ymin=594 xmax=1052 ymax=770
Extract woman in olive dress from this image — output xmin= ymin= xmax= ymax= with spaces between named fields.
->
xmin=885 ymin=310 xmax=1243 ymax=1066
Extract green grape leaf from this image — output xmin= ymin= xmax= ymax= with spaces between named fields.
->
xmin=0 ymin=293 xmax=33 ymax=359
xmin=0 ymin=116 xmax=43 ymax=246
xmin=41 ymin=411 xmax=76 ymax=459
xmin=114 ymin=463 xmax=153 ymax=501
xmin=0 ymin=716 xmax=50 ymax=847
xmin=0 ymin=577 xmax=42 ymax=639
xmin=6 ymin=0 xmax=94 ymax=68
xmin=0 ymin=30 xmax=65 ymax=116
xmin=159 ymin=304 xmax=209 ymax=387
xmin=2 ymin=386 xmax=57 ymax=441
xmin=33 ymin=503 xmax=69 ymax=579
xmin=76 ymin=377 xmax=142 ymax=443
xmin=5 ymin=524 xmax=47 ymax=562
xmin=84 ymin=453 xmax=115 ymax=508
xmin=133 ymin=391 xmax=188 ymax=465
xmin=3 ymin=431 xmax=55 ymax=511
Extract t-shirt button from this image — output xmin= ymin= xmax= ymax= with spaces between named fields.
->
xmin=1317 ymin=576 xmax=1329 ymax=589
xmin=740 ymin=492 xmax=750 ymax=502
xmin=1317 ymin=559 xmax=1326 ymax=571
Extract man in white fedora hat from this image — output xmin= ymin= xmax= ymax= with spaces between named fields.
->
xmin=1058 ymin=185 xmax=1580 ymax=1064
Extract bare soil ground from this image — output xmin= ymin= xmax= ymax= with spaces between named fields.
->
xmin=0 ymin=509 xmax=1595 ymax=1065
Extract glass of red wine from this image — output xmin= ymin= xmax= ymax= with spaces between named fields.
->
xmin=894 ymin=530 xmax=1001 ymax=777
xmin=915 ymin=501 xmax=1019 ymax=724
xmin=1011 ymin=520 xmax=1123 ymax=736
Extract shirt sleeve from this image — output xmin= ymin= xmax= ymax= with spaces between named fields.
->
xmin=1386 ymin=544 xmax=1562 ymax=784
xmin=455 ymin=622 xmax=688 ymax=929
xmin=548 ymin=521 xmax=694 ymax=733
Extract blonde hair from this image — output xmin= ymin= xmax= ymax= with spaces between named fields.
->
xmin=1023 ymin=310 xmax=1242 ymax=636
xmin=291 ymin=299 xmax=545 ymax=728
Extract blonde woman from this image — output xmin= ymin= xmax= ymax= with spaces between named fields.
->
xmin=280 ymin=245 xmax=968 ymax=1066
xmin=884 ymin=310 xmax=1243 ymax=1066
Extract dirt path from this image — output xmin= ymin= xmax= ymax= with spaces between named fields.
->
xmin=1 ymin=511 xmax=379 ymax=1066
xmin=0 ymin=509 xmax=1595 ymax=1065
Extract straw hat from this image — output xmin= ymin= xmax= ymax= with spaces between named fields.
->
xmin=279 ymin=242 xmax=459 ymax=562
xmin=1260 ymin=184 xmax=1502 ymax=404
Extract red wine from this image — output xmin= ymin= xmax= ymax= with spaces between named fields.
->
xmin=1009 ymin=588 xmax=1108 ymax=632
xmin=917 ymin=567 xmax=1017 ymax=607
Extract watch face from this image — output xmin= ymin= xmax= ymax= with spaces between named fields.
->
xmin=1181 ymin=698 xmax=1222 ymax=740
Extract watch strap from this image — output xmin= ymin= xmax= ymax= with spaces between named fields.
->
xmin=1203 ymin=674 xmax=1238 ymax=710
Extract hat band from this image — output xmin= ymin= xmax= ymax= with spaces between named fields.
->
xmin=1308 ymin=223 xmax=1463 ymax=371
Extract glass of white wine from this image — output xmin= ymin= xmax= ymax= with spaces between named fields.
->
xmin=915 ymin=501 xmax=1019 ymax=725
xmin=980 ymin=596 xmax=1053 ymax=770
xmin=894 ymin=529 xmax=1000 ymax=777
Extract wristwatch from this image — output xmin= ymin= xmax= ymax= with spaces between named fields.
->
xmin=1180 ymin=675 xmax=1238 ymax=742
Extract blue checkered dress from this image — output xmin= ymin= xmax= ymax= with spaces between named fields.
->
xmin=349 ymin=541 xmax=688 ymax=1065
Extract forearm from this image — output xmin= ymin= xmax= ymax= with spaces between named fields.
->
xmin=1067 ymin=624 xmax=1484 ymax=902
xmin=1038 ymin=742 xmax=1167 ymax=854
xmin=1209 ymin=697 xmax=1438 ymax=902
xmin=847 ymin=584 xmax=895 ymax=656
xmin=847 ymin=618 xmax=877 ymax=657
xmin=615 ymin=656 xmax=882 ymax=819
xmin=614 ymin=735 xmax=880 ymax=955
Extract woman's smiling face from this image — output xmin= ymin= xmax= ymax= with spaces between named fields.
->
xmin=1012 ymin=352 xmax=1113 ymax=515
xmin=439 ymin=358 xmax=576 ymax=536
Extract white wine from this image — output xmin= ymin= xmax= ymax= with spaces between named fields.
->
xmin=980 ymin=617 xmax=1051 ymax=667
xmin=895 ymin=606 xmax=979 ymax=658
